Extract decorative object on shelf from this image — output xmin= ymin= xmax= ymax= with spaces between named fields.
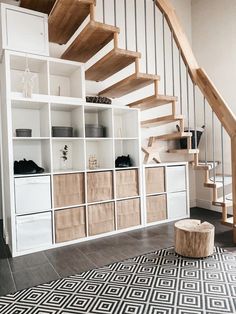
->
xmin=176 ymin=125 xmax=205 ymax=149
xmin=58 ymin=85 xmax=61 ymax=96
xmin=22 ymin=57 xmax=36 ymax=98
xmin=14 ymin=159 xmax=44 ymax=174
xmin=86 ymin=96 xmax=112 ymax=104
xmin=115 ymin=155 xmax=133 ymax=168
xmin=88 ymin=155 xmax=99 ymax=170
xmin=117 ymin=127 xmax=122 ymax=138
xmin=52 ymin=126 xmax=73 ymax=137
xmin=16 ymin=129 xmax=32 ymax=137
xmin=60 ymin=145 xmax=69 ymax=169
xmin=85 ymin=124 xmax=106 ymax=137
xmin=142 ymin=136 xmax=161 ymax=164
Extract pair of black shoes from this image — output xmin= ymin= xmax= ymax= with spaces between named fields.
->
xmin=14 ymin=159 xmax=44 ymax=175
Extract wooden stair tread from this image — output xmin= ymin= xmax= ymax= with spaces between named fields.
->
xmin=213 ymin=194 xmax=233 ymax=207
xmin=49 ymin=0 xmax=95 ymax=44
xmin=98 ymin=73 xmax=160 ymax=98
xmin=20 ymin=0 xmax=56 ymax=14
xmin=154 ymin=132 xmax=192 ymax=141
xmin=62 ymin=21 xmax=120 ymax=62
xmin=86 ymin=48 xmax=141 ymax=81
xmin=141 ymin=115 xmax=183 ymax=128
xmin=168 ymin=149 xmax=199 ymax=154
xmin=221 ymin=217 xmax=234 ymax=227
xmin=128 ymin=94 xmax=177 ymax=111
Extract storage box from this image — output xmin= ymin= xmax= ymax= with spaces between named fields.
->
xmin=146 ymin=195 xmax=167 ymax=223
xmin=53 ymin=173 xmax=85 ymax=208
xmin=85 ymin=124 xmax=106 ymax=137
xmin=15 ymin=176 xmax=51 ymax=214
xmin=16 ymin=212 xmax=52 ymax=251
xmin=55 ymin=207 xmax=86 ymax=243
xmin=87 ymin=171 xmax=113 ymax=202
xmin=145 ymin=167 xmax=165 ymax=194
xmin=16 ymin=129 xmax=32 ymax=137
xmin=117 ymin=198 xmax=141 ymax=229
xmin=116 ymin=169 xmax=139 ymax=198
xmin=88 ymin=202 xmax=115 ymax=236
xmin=52 ymin=126 xmax=73 ymax=137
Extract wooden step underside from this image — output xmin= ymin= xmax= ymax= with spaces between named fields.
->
xmin=62 ymin=21 xmax=119 ymax=62
xmin=154 ymin=132 xmax=192 ymax=141
xmin=98 ymin=73 xmax=160 ymax=98
xmin=20 ymin=0 xmax=56 ymax=14
xmin=141 ymin=114 xmax=183 ymax=128
xmin=128 ymin=94 xmax=177 ymax=111
xmin=168 ymin=149 xmax=199 ymax=154
xmin=221 ymin=217 xmax=234 ymax=227
xmin=86 ymin=48 xmax=141 ymax=81
xmin=49 ymin=0 xmax=96 ymax=44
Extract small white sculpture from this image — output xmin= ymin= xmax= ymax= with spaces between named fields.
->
xmin=22 ymin=58 xmax=36 ymax=98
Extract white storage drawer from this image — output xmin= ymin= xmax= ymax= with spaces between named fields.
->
xmin=16 ymin=212 xmax=52 ymax=251
xmin=168 ymin=191 xmax=187 ymax=219
xmin=166 ymin=166 xmax=186 ymax=192
xmin=15 ymin=176 xmax=51 ymax=215
xmin=1 ymin=4 xmax=49 ymax=56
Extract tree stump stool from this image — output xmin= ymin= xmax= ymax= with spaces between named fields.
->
xmin=174 ymin=219 xmax=215 ymax=258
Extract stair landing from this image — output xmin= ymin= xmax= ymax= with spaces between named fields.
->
xmin=62 ymin=21 xmax=119 ymax=62
xmin=86 ymin=48 xmax=141 ymax=81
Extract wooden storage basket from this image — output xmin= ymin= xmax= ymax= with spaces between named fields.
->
xmin=55 ymin=207 xmax=86 ymax=243
xmin=117 ymin=198 xmax=141 ymax=229
xmin=116 ymin=169 xmax=139 ymax=198
xmin=146 ymin=194 xmax=167 ymax=223
xmin=88 ymin=202 xmax=115 ymax=236
xmin=87 ymin=171 xmax=113 ymax=202
xmin=53 ymin=173 xmax=85 ymax=208
xmin=145 ymin=167 xmax=165 ymax=194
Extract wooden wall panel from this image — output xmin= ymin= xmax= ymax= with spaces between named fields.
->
xmin=145 ymin=167 xmax=165 ymax=194
xmin=55 ymin=206 xmax=86 ymax=243
xmin=116 ymin=169 xmax=139 ymax=198
xmin=117 ymin=198 xmax=141 ymax=230
xmin=53 ymin=173 xmax=85 ymax=208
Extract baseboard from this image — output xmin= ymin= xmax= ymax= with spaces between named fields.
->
xmin=190 ymin=199 xmax=197 ymax=208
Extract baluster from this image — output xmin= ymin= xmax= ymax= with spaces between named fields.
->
xmin=221 ymin=125 xmax=225 ymax=202
xmin=102 ymin=0 xmax=105 ymax=23
xmin=179 ymin=50 xmax=183 ymax=114
xmin=203 ymin=96 xmax=207 ymax=165
xmin=193 ymin=84 xmax=197 ymax=150
xmin=212 ymin=111 xmax=216 ymax=183
xmin=162 ymin=13 xmax=166 ymax=93
xmin=144 ymin=0 xmax=148 ymax=73
xmin=134 ymin=0 xmax=138 ymax=52
xmin=186 ymin=67 xmax=190 ymax=132
xmin=124 ymin=0 xmax=128 ymax=50
xmin=171 ymin=30 xmax=175 ymax=96
xmin=153 ymin=0 xmax=158 ymax=75
xmin=114 ymin=0 xmax=117 ymax=27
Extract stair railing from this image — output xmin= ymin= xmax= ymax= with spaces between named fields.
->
xmin=155 ymin=0 xmax=236 ymax=241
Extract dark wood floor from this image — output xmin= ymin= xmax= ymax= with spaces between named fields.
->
xmin=0 ymin=207 xmax=235 ymax=296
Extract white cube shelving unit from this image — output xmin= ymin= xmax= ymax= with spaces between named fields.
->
xmin=0 ymin=50 xmax=143 ymax=257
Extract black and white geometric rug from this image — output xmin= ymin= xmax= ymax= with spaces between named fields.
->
xmin=0 ymin=247 xmax=236 ymax=314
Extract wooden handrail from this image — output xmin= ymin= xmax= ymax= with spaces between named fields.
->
xmin=155 ymin=0 xmax=236 ymax=241
xmin=155 ymin=0 xmax=236 ymax=138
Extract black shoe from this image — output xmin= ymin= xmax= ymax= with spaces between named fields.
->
xmin=27 ymin=160 xmax=44 ymax=173
xmin=14 ymin=159 xmax=37 ymax=175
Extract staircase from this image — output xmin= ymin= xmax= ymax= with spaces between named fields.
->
xmin=20 ymin=0 xmax=236 ymax=242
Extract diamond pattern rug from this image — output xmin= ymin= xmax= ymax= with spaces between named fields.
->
xmin=0 ymin=247 xmax=236 ymax=314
